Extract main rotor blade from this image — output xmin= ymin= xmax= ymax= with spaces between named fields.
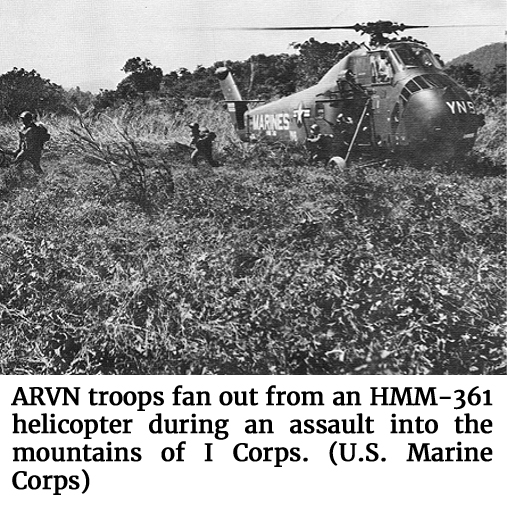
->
xmin=419 ymin=24 xmax=505 ymax=28
xmin=397 ymin=24 xmax=429 ymax=29
xmin=223 ymin=23 xmax=502 ymax=31
xmin=224 ymin=25 xmax=360 ymax=31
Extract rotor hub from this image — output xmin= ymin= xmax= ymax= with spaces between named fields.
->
xmin=352 ymin=21 xmax=428 ymax=46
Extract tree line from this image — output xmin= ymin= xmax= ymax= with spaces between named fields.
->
xmin=0 ymin=39 xmax=505 ymax=120
xmin=93 ymin=39 xmax=362 ymax=109
xmin=446 ymin=62 xmax=506 ymax=96
xmin=0 ymin=68 xmax=93 ymax=120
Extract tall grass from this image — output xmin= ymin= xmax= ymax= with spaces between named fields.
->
xmin=0 ymin=97 xmax=505 ymax=375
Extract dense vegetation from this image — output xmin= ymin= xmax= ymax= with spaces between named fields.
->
xmin=0 ymin=40 xmax=505 ymax=375
xmin=93 ymin=39 xmax=361 ymax=108
xmin=0 ymin=39 xmax=504 ymax=112
xmin=445 ymin=42 xmax=506 ymax=97
xmin=447 ymin=42 xmax=506 ymax=75
xmin=0 ymin=68 xmax=93 ymax=121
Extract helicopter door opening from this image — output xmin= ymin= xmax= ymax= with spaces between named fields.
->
xmin=351 ymin=55 xmax=371 ymax=87
xmin=370 ymin=51 xmax=394 ymax=84
xmin=343 ymin=57 xmax=374 ymax=150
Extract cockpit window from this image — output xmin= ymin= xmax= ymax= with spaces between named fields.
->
xmin=391 ymin=43 xmax=443 ymax=70
xmin=413 ymin=75 xmax=431 ymax=90
xmin=424 ymin=73 xmax=454 ymax=88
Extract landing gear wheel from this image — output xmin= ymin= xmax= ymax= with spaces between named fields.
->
xmin=327 ymin=156 xmax=346 ymax=170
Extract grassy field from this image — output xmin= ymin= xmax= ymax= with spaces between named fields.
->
xmin=0 ymin=100 xmax=505 ymax=374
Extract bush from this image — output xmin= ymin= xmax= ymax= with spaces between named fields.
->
xmin=473 ymin=92 xmax=507 ymax=167
xmin=70 ymin=111 xmax=174 ymax=208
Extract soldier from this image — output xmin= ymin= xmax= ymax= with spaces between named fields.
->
xmin=336 ymin=113 xmax=354 ymax=157
xmin=188 ymin=122 xmax=201 ymax=156
xmin=306 ymin=124 xmax=333 ymax=164
xmin=14 ymin=111 xmax=49 ymax=174
xmin=189 ymin=123 xmax=219 ymax=167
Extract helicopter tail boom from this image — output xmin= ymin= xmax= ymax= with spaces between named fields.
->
xmin=215 ymin=67 xmax=251 ymax=138
xmin=215 ymin=67 xmax=243 ymax=101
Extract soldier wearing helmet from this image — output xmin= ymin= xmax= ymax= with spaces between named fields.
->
xmin=188 ymin=122 xmax=201 ymax=164
xmin=189 ymin=122 xmax=200 ymax=137
xmin=14 ymin=111 xmax=48 ymax=174
xmin=188 ymin=123 xmax=219 ymax=168
xmin=306 ymin=123 xmax=333 ymax=164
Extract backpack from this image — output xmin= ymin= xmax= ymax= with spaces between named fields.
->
xmin=36 ymin=124 xmax=51 ymax=146
xmin=196 ymin=131 xmax=216 ymax=149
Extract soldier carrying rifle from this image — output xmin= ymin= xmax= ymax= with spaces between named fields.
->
xmin=188 ymin=122 xmax=219 ymax=168
xmin=14 ymin=111 xmax=50 ymax=174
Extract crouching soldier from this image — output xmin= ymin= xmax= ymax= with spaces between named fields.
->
xmin=306 ymin=124 xmax=333 ymax=164
xmin=189 ymin=123 xmax=219 ymax=168
xmin=14 ymin=111 xmax=50 ymax=174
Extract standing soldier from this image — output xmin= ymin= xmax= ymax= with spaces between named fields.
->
xmin=14 ymin=111 xmax=50 ymax=174
xmin=336 ymin=113 xmax=355 ymax=157
xmin=188 ymin=123 xmax=219 ymax=168
xmin=188 ymin=122 xmax=201 ymax=165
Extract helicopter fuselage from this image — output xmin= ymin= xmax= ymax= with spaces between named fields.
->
xmin=217 ymin=41 xmax=484 ymax=163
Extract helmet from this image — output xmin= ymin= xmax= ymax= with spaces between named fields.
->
xmin=310 ymin=124 xmax=320 ymax=133
xmin=19 ymin=111 xmax=34 ymax=122
xmin=188 ymin=122 xmax=200 ymax=130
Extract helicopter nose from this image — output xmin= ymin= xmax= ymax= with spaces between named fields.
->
xmin=405 ymin=89 xmax=456 ymax=140
xmin=402 ymin=88 xmax=479 ymax=159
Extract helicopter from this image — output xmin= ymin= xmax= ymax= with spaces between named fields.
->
xmin=215 ymin=21 xmax=486 ymax=166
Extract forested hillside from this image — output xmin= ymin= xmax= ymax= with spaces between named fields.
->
xmin=447 ymin=42 xmax=506 ymax=75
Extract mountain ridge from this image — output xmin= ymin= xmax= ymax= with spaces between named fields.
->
xmin=447 ymin=42 xmax=506 ymax=74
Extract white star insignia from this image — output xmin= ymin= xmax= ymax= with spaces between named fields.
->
xmin=293 ymin=103 xmax=311 ymax=127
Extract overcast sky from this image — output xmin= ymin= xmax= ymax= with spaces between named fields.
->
xmin=0 ymin=0 xmax=505 ymax=91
